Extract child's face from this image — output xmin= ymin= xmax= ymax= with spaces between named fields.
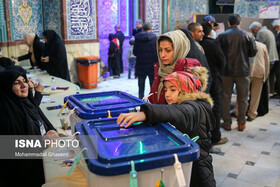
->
xmin=159 ymin=40 xmax=174 ymax=65
xmin=164 ymin=81 xmax=180 ymax=104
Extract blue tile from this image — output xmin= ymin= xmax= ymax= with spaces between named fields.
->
xmin=261 ymin=151 xmax=270 ymax=155
xmin=227 ymin=173 xmax=238 ymax=179
xmin=247 ymin=135 xmax=255 ymax=138
xmin=233 ymin=143 xmax=241 ymax=146
xmin=245 ymin=161 xmax=255 ymax=166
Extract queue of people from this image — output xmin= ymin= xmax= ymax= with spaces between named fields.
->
xmin=1 ymin=14 xmax=280 ymax=187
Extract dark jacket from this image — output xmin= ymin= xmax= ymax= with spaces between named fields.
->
xmin=18 ymin=35 xmax=45 ymax=69
xmin=133 ymin=32 xmax=158 ymax=76
xmin=114 ymin=31 xmax=124 ymax=52
xmin=132 ymin=27 xmax=142 ymax=36
xmin=276 ymin=32 xmax=280 ymax=58
xmin=141 ymin=99 xmax=216 ymax=187
xmin=200 ymin=36 xmax=226 ymax=85
xmin=43 ymin=30 xmax=70 ymax=81
xmin=217 ymin=25 xmax=258 ymax=76
xmin=149 ymin=58 xmax=201 ymax=104
xmin=180 ymin=28 xmax=212 ymax=93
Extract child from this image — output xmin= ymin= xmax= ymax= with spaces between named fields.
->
xmin=127 ymin=40 xmax=136 ymax=79
xmin=117 ymin=67 xmax=216 ymax=187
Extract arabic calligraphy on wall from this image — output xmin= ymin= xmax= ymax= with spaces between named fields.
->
xmin=67 ymin=0 xmax=97 ymax=40
xmin=145 ymin=0 xmax=162 ymax=36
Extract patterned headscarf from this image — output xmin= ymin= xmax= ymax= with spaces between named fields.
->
xmin=164 ymin=71 xmax=202 ymax=93
xmin=163 ymin=68 xmax=213 ymax=105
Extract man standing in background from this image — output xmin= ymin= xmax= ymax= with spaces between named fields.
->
xmin=271 ymin=19 xmax=280 ymax=99
xmin=249 ymin=21 xmax=278 ymax=116
xmin=133 ymin=22 xmax=157 ymax=99
xmin=114 ymin=25 xmax=125 ymax=73
xmin=218 ymin=14 xmax=257 ymax=131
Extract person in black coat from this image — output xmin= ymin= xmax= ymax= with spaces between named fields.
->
xmin=200 ymin=22 xmax=227 ymax=145
xmin=117 ymin=67 xmax=216 ymax=187
xmin=42 ymin=30 xmax=70 ymax=81
xmin=12 ymin=33 xmax=45 ymax=69
xmin=0 ymin=57 xmax=15 ymax=71
xmin=133 ymin=22 xmax=158 ymax=99
xmin=0 ymin=68 xmax=58 ymax=186
xmin=108 ymin=34 xmax=121 ymax=78
xmin=179 ymin=28 xmax=212 ymax=93
xmin=114 ymin=25 xmax=125 ymax=73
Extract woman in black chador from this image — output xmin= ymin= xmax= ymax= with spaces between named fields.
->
xmin=42 ymin=30 xmax=70 ymax=81
xmin=0 ymin=68 xmax=58 ymax=186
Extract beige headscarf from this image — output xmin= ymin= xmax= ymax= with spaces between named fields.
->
xmin=156 ymin=30 xmax=191 ymax=102
xmin=24 ymin=33 xmax=36 ymax=63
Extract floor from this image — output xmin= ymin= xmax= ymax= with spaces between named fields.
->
xmin=81 ymin=72 xmax=280 ymax=187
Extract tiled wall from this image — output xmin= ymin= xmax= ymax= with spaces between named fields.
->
xmin=146 ymin=0 xmax=162 ymax=36
xmin=42 ymin=0 xmax=61 ymax=36
xmin=66 ymin=0 xmax=97 ymax=40
xmin=235 ymin=0 xmax=280 ymax=18
xmin=9 ymin=0 xmax=43 ymax=40
xmin=169 ymin=0 xmax=208 ymax=31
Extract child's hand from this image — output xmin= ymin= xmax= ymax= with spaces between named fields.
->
xmin=117 ymin=112 xmax=146 ymax=128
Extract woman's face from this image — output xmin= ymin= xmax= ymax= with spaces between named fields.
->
xmin=12 ymin=76 xmax=29 ymax=98
xmin=164 ymin=81 xmax=179 ymax=104
xmin=159 ymin=40 xmax=174 ymax=65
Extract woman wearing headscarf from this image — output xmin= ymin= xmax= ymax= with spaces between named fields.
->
xmin=108 ymin=33 xmax=121 ymax=78
xmin=42 ymin=30 xmax=70 ymax=81
xmin=0 ymin=68 xmax=58 ymax=186
xmin=12 ymin=33 xmax=45 ymax=69
xmin=148 ymin=30 xmax=202 ymax=104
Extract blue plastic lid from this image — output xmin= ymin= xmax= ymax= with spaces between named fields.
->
xmin=64 ymin=91 xmax=146 ymax=119
xmin=75 ymin=118 xmax=200 ymax=176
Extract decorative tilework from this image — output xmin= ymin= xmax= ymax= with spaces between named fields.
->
xmin=169 ymin=0 xmax=207 ymax=31
xmin=66 ymin=0 xmax=97 ymax=40
xmin=119 ymin=0 xmax=129 ymax=36
xmin=145 ymin=0 xmax=162 ymax=36
xmin=235 ymin=0 xmax=280 ymax=18
xmin=10 ymin=0 xmax=43 ymax=40
xmin=43 ymin=0 xmax=61 ymax=37
xmin=97 ymin=0 xmax=118 ymax=39
xmin=227 ymin=173 xmax=238 ymax=179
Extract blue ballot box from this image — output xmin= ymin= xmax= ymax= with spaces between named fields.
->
xmin=64 ymin=91 xmax=146 ymax=132
xmin=75 ymin=118 xmax=199 ymax=187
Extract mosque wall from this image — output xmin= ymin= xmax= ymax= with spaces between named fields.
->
xmin=9 ymin=0 xmax=43 ymax=40
xmin=168 ymin=0 xmax=208 ymax=31
xmin=42 ymin=0 xmax=61 ymax=37
xmin=235 ymin=0 xmax=280 ymax=18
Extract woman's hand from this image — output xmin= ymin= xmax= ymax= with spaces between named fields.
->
xmin=11 ymin=56 xmax=18 ymax=60
xmin=117 ymin=112 xmax=146 ymax=128
xmin=44 ymin=130 xmax=59 ymax=140
xmin=41 ymin=56 xmax=49 ymax=63
xmin=35 ymin=82 xmax=44 ymax=92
